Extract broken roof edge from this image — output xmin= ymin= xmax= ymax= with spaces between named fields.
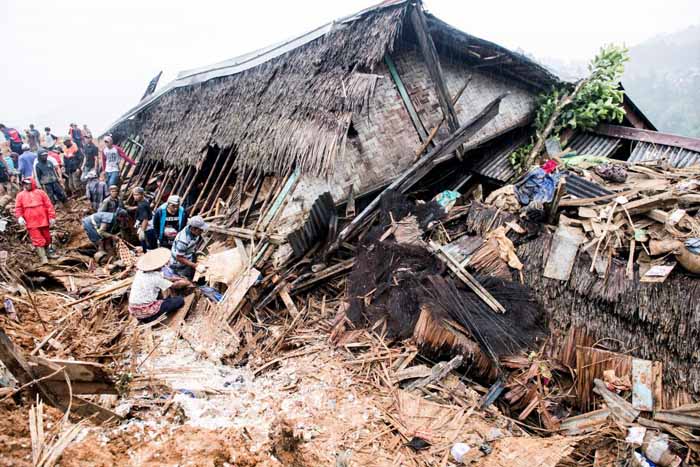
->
xmin=102 ymin=0 xmax=408 ymax=135
xmin=424 ymin=12 xmax=561 ymax=90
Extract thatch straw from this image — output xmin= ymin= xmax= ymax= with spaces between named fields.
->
xmin=464 ymin=202 xmax=700 ymax=401
xmin=130 ymin=4 xmax=407 ymax=177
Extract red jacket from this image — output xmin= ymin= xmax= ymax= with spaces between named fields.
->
xmin=14 ymin=179 xmax=56 ymax=229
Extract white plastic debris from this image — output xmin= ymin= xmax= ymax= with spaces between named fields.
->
xmin=451 ymin=443 xmax=471 ymax=463
xmin=625 ymin=426 xmax=647 ymax=447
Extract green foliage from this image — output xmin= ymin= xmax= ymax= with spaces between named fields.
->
xmin=508 ymin=141 xmax=533 ymax=173
xmin=510 ymin=45 xmax=629 ymax=169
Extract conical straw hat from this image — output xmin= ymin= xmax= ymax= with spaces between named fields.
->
xmin=136 ymin=248 xmax=171 ymax=272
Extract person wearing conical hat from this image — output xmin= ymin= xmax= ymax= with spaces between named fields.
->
xmin=128 ymin=248 xmax=189 ymax=323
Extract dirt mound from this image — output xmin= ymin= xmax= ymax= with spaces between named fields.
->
xmin=63 ymin=426 xmax=277 ymax=467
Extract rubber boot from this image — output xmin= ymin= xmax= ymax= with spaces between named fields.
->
xmin=36 ymin=247 xmax=49 ymax=265
xmin=47 ymin=245 xmax=57 ymax=259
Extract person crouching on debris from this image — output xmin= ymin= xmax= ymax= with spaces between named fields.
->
xmin=85 ymin=171 xmax=108 ymax=211
xmin=128 ymin=248 xmax=189 ymax=323
xmin=14 ymin=177 xmax=56 ymax=264
xmin=99 ymin=185 xmax=124 ymax=213
xmin=82 ymin=208 xmax=130 ymax=261
xmin=153 ymin=195 xmax=187 ymax=250
xmin=131 ymin=187 xmax=157 ymax=251
xmin=167 ymin=216 xmax=208 ymax=280
xmin=33 ymin=150 xmax=67 ymax=206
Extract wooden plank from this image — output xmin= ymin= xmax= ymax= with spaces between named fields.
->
xmin=221 ymin=268 xmax=261 ymax=322
xmin=385 ymin=54 xmax=429 ymax=142
xmin=328 ymin=94 xmax=504 ymax=253
xmin=409 ymin=4 xmax=461 ymax=152
xmin=206 ymin=225 xmax=285 ymax=245
xmin=279 ymin=285 xmax=300 ymax=318
xmin=543 ymin=225 xmax=585 ymax=281
xmin=168 ymin=293 xmax=196 ymax=330
xmin=594 ymin=123 xmax=700 ymax=153
xmin=428 ymin=240 xmax=505 ymax=313
xmin=415 ymin=77 xmax=471 ymax=158
xmin=28 ymin=357 xmax=112 ymax=383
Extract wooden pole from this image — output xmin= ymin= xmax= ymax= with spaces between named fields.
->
xmin=327 ymin=94 xmax=504 ymax=254
xmin=410 ymin=3 xmax=462 ymax=158
xmin=415 ymin=75 xmax=472 ymax=158
xmin=191 ymin=146 xmax=224 ymax=215
xmin=200 ymin=146 xmax=235 ymax=214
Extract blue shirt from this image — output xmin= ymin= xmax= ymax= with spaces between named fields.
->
xmin=18 ymin=151 xmax=37 ymax=178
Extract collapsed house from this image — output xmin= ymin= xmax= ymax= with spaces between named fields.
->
xmin=2 ymin=0 xmax=700 ymax=464
xmin=102 ymin=0 xmax=700 ymax=406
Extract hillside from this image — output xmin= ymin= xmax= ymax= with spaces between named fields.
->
xmin=541 ymin=26 xmax=700 ymax=138
xmin=623 ymin=25 xmax=700 ymax=137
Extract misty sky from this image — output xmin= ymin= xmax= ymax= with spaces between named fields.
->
xmin=2 ymin=0 xmax=698 ymax=136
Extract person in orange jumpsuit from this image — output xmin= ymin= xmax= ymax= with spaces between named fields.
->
xmin=14 ymin=177 xmax=56 ymax=264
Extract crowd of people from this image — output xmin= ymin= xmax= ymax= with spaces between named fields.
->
xmin=2 ymin=122 xmax=208 ymax=323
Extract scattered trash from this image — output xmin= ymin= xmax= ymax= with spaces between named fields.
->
xmin=451 ymin=443 xmax=472 ymax=463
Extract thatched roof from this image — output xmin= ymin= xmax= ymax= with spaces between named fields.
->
xmin=114 ymin=2 xmax=407 ymax=175
xmin=107 ymin=1 xmax=560 ymax=176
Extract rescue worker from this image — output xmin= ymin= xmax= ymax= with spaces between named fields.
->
xmin=101 ymin=136 xmax=136 ymax=187
xmin=33 ymin=149 xmax=67 ymax=206
xmin=17 ymin=144 xmax=37 ymax=180
xmin=128 ymin=248 xmax=188 ymax=324
xmin=14 ymin=177 xmax=56 ymax=264
xmin=167 ymin=216 xmax=208 ymax=280
xmin=81 ymin=208 xmax=129 ymax=261
xmin=85 ymin=171 xmax=108 ymax=211
xmin=98 ymin=185 xmax=124 ymax=213
xmin=153 ymin=195 xmax=187 ymax=249
xmin=62 ymin=138 xmax=83 ymax=194
xmin=132 ymin=187 xmax=157 ymax=251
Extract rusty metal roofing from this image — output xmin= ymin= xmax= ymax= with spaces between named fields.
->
xmin=567 ymin=132 xmax=621 ymax=158
xmin=627 ymin=141 xmax=700 ymax=168
xmin=470 ymin=136 xmax=526 ymax=182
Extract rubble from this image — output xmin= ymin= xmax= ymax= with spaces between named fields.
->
xmin=2 ymin=2 xmax=700 ymax=466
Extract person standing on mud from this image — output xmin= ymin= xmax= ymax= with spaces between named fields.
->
xmin=82 ymin=135 xmax=99 ymax=174
xmin=17 ymin=144 xmax=37 ymax=180
xmin=62 ymin=138 xmax=83 ymax=194
xmin=27 ymin=124 xmax=41 ymax=151
xmin=33 ymin=150 xmax=67 ymax=206
xmin=44 ymin=127 xmax=57 ymax=150
xmin=101 ymin=136 xmax=135 ymax=187
xmin=132 ymin=187 xmax=157 ymax=251
xmin=85 ymin=171 xmax=108 ymax=211
xmin=14 ymin=177 xmax=56 ymax=264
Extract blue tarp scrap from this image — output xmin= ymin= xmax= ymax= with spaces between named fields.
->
xmin=514 ymin=167 xmax=561 ymax=206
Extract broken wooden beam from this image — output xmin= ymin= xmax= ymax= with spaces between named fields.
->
xmin=328 ymin=93 xmax=504 ymax=253
xmin=206 ymin=225 xmax=285 ymax=245
xmin=410 ymin=3 xmax=462 ymax=157
xmin=385 ymin=54 xmax=429 ymax=142
xmin=428 ymin=240 xmax=505 ymax=313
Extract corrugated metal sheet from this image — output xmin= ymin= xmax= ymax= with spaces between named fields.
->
xmin=287 ymin=192 xmax=336 ymax=258
xmin=628 ymin=141 xmax=700 ymax=168
xmin=567 ymin=132 xmax=621 ymax=158
xmin=564 ymin=172 xmax=612 ymax=199
xmin=470 ymin=137 xmax=525 ymax=182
